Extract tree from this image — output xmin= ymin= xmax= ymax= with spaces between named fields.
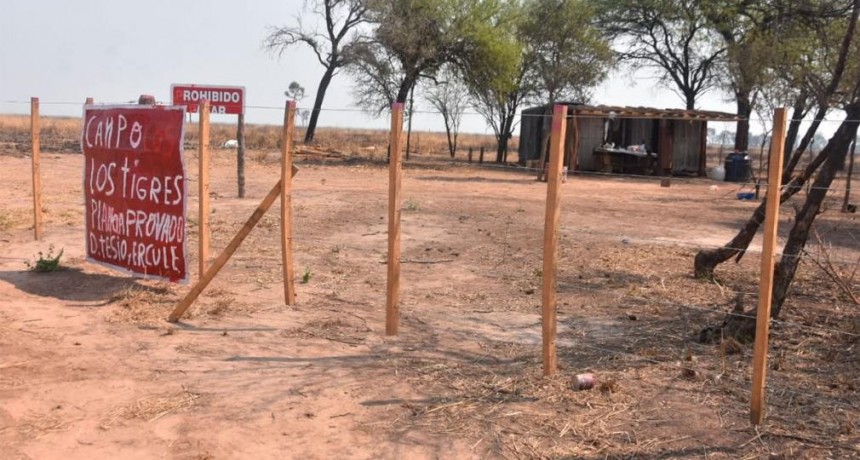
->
xmin=595 ymin=0 xmax=725 ymax=110
xmin=695 ymin=0 xmax=860 ymax=280
xmin=469 ymin=60 xmax=528 ymax=163
xmin=521 ymin=0 xmax=613 ymax=105
xmin=423 ymin=66 xmax=469 ymax=157
xmin=520 ymin=0 xmax=613 ymax=172
xmin=286 ymin=81 xmax=306 ymax=101
xmin=264 ymin=0 xmax=368 ymax=143
xmin=349 ymin=0 xmax=512 ymax=114
xmin=462 ymin=1 xmax=529 ymax=163
xmin=703 ymin=0 xmax=852 ymax=152
xmin=299 ymin=109 xmax=312 ymax=127
xmin=349 ymin=0 xmax=459 ymax=113
xmin=695 ymin=0 xmax=860 ymax=338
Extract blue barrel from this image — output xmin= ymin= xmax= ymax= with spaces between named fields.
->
xmin=724 ymin=152 xmax=751 ymax=182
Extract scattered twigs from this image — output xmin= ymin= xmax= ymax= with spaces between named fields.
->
xmin=805 ymin=228 xmax=860 ymax=305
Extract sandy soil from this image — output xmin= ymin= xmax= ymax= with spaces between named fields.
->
xmin=1 ymin=145 xmax=859 ymax=459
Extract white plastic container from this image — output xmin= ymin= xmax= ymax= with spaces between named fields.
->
xmin=708 ymin=165 xmax=726 ymax=182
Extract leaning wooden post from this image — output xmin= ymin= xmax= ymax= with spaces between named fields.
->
xmin=170 ymin=180 xmax=282 ymax=322
xmin=750 ymin=107 xmax=788 ymax=425
xmin=281 ymin=100 xmax=297 ymax=305
xmin=541 ymin=104 xmax=568 ymax=376
xmin=386 ymin=102 xmax=405 ymax=336
xmin=199 ymin=100 xmax=211 ymax=279
xmin=30 ymin=97 xmax=42 ymax=241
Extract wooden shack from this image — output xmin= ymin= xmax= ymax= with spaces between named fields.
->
xmin=518 ymin=104 xmax=737 ymax=176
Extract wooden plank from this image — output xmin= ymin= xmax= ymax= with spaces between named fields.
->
xmin=698 ymin=121 xmax=708 ymax=177
xmin=537 ymin=109 xmax=549 ymax=181
xmin=843 ymin=137 xmax=857 ymax=212
xmin=386 ymin=103 xmax=405 ymax=336
xmin=281 ymin=100 xmax=297 ymax=305
xmin=658 ymin=119 xmax=671 ymax=175
xmin=169 ymin=180 xmax=283 ymax=322
xmin=542 ymin=104 xmax=568 ymax=376
xmin=237 ymin=112 xmax=246 ymax=198
xmin=750 ymin=107 xmax=788 ymax=425
xmin=567 ymin=112 xmax=580 ymax=171
xmin=199 ymin=100 xmax=211 ymax=279
xmin=31 ymin=97 xmax=42 ymax=241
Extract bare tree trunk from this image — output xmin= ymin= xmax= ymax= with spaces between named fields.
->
xmin=405 ymin=85 xmax=414 ymax=160
xmin=694 ymin=139 xmax=835 ymax=278
xmin=685 ymin=91 xmax=695 ymax=111
xmin=782 ymin=90 xmax=808 ymax=164
xmin=843 ymin=137 xmax=857 ymax=212
xmin=699 ymin=105 xmax=860 ymax=341
xmin=304 ymin=67 xmax=336 ymax=144
xmin=772 ymin=107 xmax=860 ymax=317
xmin=694 ymin=0 xmax=860 ymax=278
xmin=443 ymin=112 xmax=456 ymax=158
xmin=734 ymin=94 xmax=752 ymax=152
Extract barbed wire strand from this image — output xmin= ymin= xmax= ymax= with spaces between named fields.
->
xmin=5 ymin=99 xmax=860 ymax=125
xmin=559 ymin=225 xmax=860 ymax=269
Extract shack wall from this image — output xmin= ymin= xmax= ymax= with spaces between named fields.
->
xmin=518 ymin=107 xmax=547 ymax=165
xmin=672 ymin=120 xmax=704 ymax=173
xmin=576 ymin=116 xmax=605 ymax=171
xmin=625 ymin=119 xmax=656 ymax=150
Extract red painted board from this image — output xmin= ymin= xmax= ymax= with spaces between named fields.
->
xmin=171 ymin=84 xmax=245 ymax=115
xmin=81 ymin=104 xmax=189 ymax=283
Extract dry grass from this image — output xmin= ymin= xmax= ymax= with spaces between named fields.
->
xmin=377 ymin=347 xmax=638 ymax=459
xmin=0 ymin=113 xmax=513 ymax=160
xmin=100 ymin=387 xmax=201 ymax=429
xmin=282 ymin=314 xmax=371 ymax=345
xmin=106 ymin=283 xmax=178 ymax=325
xmin=0 ymin=209 xmax=28 ymax=231
xmin=13 ymin=413 xmax=71 ymax=440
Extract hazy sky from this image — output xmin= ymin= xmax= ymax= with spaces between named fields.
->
xmin=1 ymin=0 xmax=744 ymax=135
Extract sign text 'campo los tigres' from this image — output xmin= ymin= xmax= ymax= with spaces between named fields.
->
xmin=81 ymin=105 xmax=188 ymax=283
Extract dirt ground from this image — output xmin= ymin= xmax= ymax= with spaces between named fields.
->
xmin=2 ymin=138 xmax=860 ymax=459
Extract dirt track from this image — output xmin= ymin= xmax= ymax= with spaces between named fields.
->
xmin=2 ymin=147 xmax=859 ymax=459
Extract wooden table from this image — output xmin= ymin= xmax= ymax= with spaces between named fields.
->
xmin=593 ymin=147 xmax=657 ymax=175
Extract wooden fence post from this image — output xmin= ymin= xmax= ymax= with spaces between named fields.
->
xmin=386 ymin=103 xmax=405 ymax=336
xmin=479 ymin=146 xmax=484 ymax=164
xmin=31 ymin=97 xmax=42 ymax=241
xmin=542 ymin=104 xmax=568 ymax=376
xmin=237 ymin=112 xmax=246 ymax=198
xmin=199 ymin=100 xmax=211 ymax=279
xmin=281 ymin=100 xmax=297 ymax=305
xmin=750 ymin=107 xmax=788 ymax=425
xmin=468 ymin=147 xmax=473 ymax=164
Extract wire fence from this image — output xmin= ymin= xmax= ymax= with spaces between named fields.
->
xmin=3 ymin=98 xmax=859 ymax=439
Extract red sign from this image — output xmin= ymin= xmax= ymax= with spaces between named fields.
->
xmin=171 ymin=84 xmax=245 ymax=114
xmin=81 ymin=105 xmax=189 ymax=283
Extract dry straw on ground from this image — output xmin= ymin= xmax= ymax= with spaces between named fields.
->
xmin=100 ymin=387 xmax=201 ymax=429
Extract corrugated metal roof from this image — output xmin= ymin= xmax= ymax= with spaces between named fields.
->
xmin=522 ymin=103 xmax=738 ymax=121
